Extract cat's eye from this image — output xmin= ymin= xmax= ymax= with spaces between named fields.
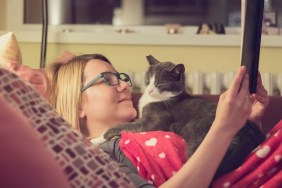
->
xmin=144 ymin=75 xmax=150 ymax=85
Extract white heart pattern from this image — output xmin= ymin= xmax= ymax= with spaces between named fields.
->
xmin=145 ymin=138 xmax=158 ymax=147
xmin=159 ymin=152 xmax=166 ymax=159
xmin=223 ymin=182 xmax=231 ymax=188
xmin=125 ymin=139 xmax=130 ymax=145
xmin=165 ymin=135 xmax=170 ymax=139
xmin=256 ymin=145 xmax=271 ymax=158
xmin=258 ymin=173 xmax=264 ymax=178
xmin=274 ymin=155 xmax=282 ymax=162
xmin=274 ymin=130 xmax=280 ymax=137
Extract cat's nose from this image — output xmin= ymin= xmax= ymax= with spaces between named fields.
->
xmin=148 ymin=90 xmax=154 ymax=95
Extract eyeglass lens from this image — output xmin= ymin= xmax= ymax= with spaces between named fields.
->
xmin=103 ymin=73 xmax=118 ymax=85
xmin=103 ymin=72 xmax=131 ymax=86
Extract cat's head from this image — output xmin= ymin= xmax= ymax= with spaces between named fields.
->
xmin=143 ymin=55 xmax=185 ymax=99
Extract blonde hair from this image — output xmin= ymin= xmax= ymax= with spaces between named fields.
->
xmin=46 ymin=54 xmax=112 ymax=136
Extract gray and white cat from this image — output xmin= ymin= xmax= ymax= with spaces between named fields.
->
xmin=104 ymin=55 xmax=265 ymax=178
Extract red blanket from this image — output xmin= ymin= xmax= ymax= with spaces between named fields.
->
xmin=120 ymin=120 xmax=282 ymax=187
xmin=119 ymin=131 xmax=187 ymax=187
xmin=212 ymin=120 xmax=282 ymax=188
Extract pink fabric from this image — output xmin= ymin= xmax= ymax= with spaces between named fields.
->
xmin=0 ymin=96 xmax=70 ymax=188
xmin=211 ymin=120 xmax=282 ymax=188
xmin=119 ymin=131 xmax=188 ymax=186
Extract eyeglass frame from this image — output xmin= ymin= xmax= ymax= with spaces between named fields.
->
xmin=81 ymin=71 xmax=132 ymax=92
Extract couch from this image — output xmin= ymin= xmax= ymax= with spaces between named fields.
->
xmin=131 ymin=92 xmax=282 ymax=134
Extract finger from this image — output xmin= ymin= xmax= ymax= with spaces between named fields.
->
xmin=6 ymin=61 xmax=20 ymax=71
xmin=257 ymin=87 xmax=268 ymax=97
xmin=256 ymin=84 xmax=268 ymax=97
xmin=229 ymin=66 xmax=247 ymax=97
xmin=238 ymin=74 xmax=250 ymax=97
xmin=250 ymin=94 xmax=256 ymax=104
xmin=257 ymin=71 xmax=262 ymax=81
xmin=256 ymin=72 xmax=263 ymax=87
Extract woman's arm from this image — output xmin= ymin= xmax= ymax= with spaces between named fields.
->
xmin=160 ymin=66 xmax=252 ymax=188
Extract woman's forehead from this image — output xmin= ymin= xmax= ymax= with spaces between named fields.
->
xmin=84 ymin=59 xmax=116 ymax=77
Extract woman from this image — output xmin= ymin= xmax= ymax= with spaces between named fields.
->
xmin=46 ymin=54 xmax=267 ymax=139
xmin=42 ymin=53 xmax=268 ymax=187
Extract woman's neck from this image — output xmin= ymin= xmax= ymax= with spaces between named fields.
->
xmin=86 ymin=121 xmax=112 ymax=139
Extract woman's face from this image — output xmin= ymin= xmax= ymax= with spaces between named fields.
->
xmin=80 ymin=59 xmax=137 ymax=131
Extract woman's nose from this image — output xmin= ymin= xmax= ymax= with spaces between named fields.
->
xmin=117 ymin=80 xmax=130 ymax=91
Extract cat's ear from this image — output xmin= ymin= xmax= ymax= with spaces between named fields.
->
xmin=146 ymin=55 xmax=161 ymax=66
xmin=170 ymin=64 xmax=185 ymax=74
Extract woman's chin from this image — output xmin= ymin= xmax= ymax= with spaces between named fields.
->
xmin=123 ymin=109 xmax=137 ymax=122
xmin=117 ymin=101 xmax=137 ymax=121
xmin=119 ymin=100 xmax=135 ymax=109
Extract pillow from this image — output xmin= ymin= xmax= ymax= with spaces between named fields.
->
xmin=0 ymin=96 xmax=70 ymax=188
xmin=0 ymin=32 xmax=22 ymax=67
xmin=0 ymin=68 xmax=134 ymax=188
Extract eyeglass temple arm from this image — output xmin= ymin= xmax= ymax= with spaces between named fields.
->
xmin=81 ymin=75 xmax=102 ymax=92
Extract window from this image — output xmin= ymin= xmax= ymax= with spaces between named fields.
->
xmin=24 ymin=0 xmax=121 ymax=25
xmin=8 ymin=0 xmax=282 ymax=31
xmin=22 ymin=0 xmax=228 ymax=26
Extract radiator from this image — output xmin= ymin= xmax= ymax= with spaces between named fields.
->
xmin=131 ymin=71 xmax=281 ymax=96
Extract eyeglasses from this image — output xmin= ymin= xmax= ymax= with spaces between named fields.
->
xmin=81 ymin=72 xmax=132 ymax=92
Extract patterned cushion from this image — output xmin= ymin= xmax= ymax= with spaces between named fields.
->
xmin=0 ymin=96 xmax=70 ymax=188
xmin=0 ymin=68 xmax=134 ymax=188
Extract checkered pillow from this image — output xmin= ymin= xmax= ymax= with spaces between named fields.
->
xmin=0 ymin=68 xmax=134 ymax=188
xmin=0 ymin=96 xmax=70 ymax=188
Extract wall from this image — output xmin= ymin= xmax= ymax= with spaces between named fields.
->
xmin=0 ymin=0 xmax=6 ymax=29
xmin=20 ymin=42 xmax=282 ymax=74
xmin=1 ymin=0 xmax=281 ymax=74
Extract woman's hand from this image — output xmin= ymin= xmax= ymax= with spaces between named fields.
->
xmin=248 ymin=73 xmax=269 ymax=128
xmin=214 ymin=66 xmax=252 ymax=135
xmin=6 ymin=62 xmax=48 ymax=96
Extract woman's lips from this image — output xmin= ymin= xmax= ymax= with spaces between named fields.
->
xmin=119 ymin=96 xmax=131 ymax=103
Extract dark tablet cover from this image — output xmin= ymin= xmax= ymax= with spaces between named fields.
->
xmin=240 ymin=0 xmax=264 ymax=93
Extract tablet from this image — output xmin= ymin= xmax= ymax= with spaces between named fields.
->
xmin=240 ymin=0 xmax=264 ymax=93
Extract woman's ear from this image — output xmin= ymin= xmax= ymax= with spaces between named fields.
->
xmin=79 ymin=97 xmax=86 ymax=118
xmin=79 ymin=109 xmax=86 ymax=118
xmin=79 ymin=101 xmax=86 ymax=118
